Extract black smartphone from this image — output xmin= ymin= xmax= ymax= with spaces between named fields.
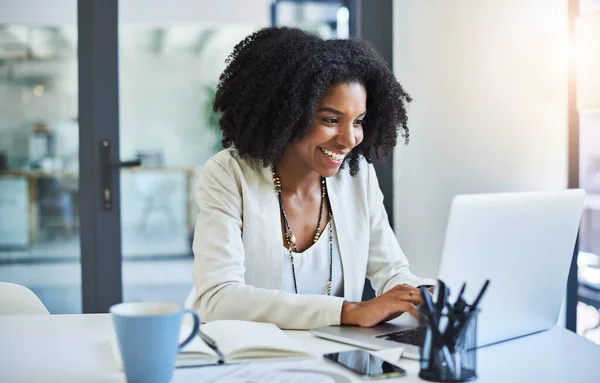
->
xmin=323 ymin=350 xmax=407 ymax=379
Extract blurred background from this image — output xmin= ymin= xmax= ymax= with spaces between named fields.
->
xmin=0 ymin=0 xmax=600 ymax=347
xmin=0 ymin=0 xmax=359 ymax=313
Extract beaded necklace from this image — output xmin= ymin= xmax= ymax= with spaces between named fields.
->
xmin=271 ymin=165 xmax=333 ymax=295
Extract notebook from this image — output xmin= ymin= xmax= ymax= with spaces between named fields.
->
xmin=109 ymin=320 xmax=313 ymax=368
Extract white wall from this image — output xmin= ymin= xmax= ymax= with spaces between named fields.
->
xmin=392 ymin=0 xmax=569 ymax=278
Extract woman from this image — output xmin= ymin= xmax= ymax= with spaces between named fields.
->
xmin=189 ymin=27 xmax=435 ymax=330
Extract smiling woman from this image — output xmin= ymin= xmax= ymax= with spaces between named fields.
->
xmin=213 ymin=27 xmax=412 ymax=175
xmin=187 ymin=26 xmax=435 ymax=330
xmin=287 ymin=82 xmax=366 ymax=178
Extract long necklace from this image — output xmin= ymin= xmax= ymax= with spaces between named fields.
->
xmin=272 ymin=165 xmax=333 ymax=296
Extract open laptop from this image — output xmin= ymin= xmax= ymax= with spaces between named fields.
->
xmin=312 ymin=189 xmax=585 ymax=359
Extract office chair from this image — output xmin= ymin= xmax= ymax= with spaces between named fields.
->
xmin=0 ymin=282 xmax=50 ymax=315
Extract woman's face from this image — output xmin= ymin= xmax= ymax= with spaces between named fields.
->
xmin=288 ymin=82 xmax=366 ymax=177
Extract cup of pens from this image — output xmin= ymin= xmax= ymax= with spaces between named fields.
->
xmin=418 ymin=280 xmax=489 ymax=382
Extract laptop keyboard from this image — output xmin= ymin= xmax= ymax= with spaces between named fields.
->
xmin=375 ymin=328 xmax=421 ymax=346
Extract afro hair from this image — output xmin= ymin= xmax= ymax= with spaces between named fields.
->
xmin=213 ymin=27 xmax=412 ymax=175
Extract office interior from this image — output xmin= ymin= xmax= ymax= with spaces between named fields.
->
xmin=0 ymin=0 xmax=600 ymax=358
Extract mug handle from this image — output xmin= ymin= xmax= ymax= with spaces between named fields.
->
xmin=179 ymin=309 xmax=200 ymax=350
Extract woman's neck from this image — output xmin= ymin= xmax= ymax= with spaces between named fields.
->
xmin=274 ymin=152 xmax=322 ymax=195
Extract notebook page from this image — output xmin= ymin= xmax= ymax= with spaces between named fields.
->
xmin=178 ymin=325 xmax=216 ymax=357
xmin=202 ymin=320 xmax=311 ymax=360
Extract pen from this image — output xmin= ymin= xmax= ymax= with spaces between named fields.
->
xmin=435 ymin=280 xmax=449 ymax=334
xmin=469 ymin=279 xmax=490 ymax=313
xmin=198 ymin=331 xmax=226 ymax=364
xmin=454 ymin=283 xmax=468 ymax=314
xmin=420 ymin=287 xmax=456 ymax=376
xmin=420 ymin=286 xmax=440 ymax=328
xmin=435 ymin=280 xmax=449 ymax=314
xmin=456 ymin=283 xmax=466 ymax=304
xmin=450 ymin=280 xmax=491 ymax=348
xmin=444 ymin=282 xmax=467 ymax=347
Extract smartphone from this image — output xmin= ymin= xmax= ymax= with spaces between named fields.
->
xmin=323 ymin=350 xmax=407 ymax=379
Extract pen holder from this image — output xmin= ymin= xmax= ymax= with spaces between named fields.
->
xmin=418 ymin=307 xmax=479 ymax=382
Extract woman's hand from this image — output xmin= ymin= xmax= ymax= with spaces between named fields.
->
xmin=340 ymin=284 xmax=424 ymax=328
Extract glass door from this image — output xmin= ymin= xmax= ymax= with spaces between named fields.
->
xmin=0 ymin=5 xmax=82 ymax=313
xmin=117 ymin=1 xmax=270 ymax=306
xmin=0 ymin=0 xmax=128 ymax=314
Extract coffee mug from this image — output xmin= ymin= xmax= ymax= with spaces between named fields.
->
xmin=110 ymin=302 xmax=200 ymax=383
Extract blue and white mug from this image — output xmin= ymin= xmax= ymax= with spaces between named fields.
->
xmin=110 ymin=302 xmax=200 ymax=383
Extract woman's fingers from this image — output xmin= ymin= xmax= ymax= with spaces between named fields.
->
xmin=403 ymin=284 xmax=425 ymax=304
xmin=402 ymin=291 xmax=423 ymax=304
xmin=354 ymin=289 xmax=424 ymax=327
xmin=398 ymin=302 xmax=420 ymax=320
xmin=391 ymin=286 xmax=423 ymax=305
xmin=386 ymin=291 xmax=422 ymax=315
xmin=409 ymin=292 xmax=424 ymax=305
xmin=398 ymin=283 xmax=419 ymax=291
xmin=397 ymin=284 xmax=421 ymax=294
xmin=359 ymin=284 xmax=424 ymax=326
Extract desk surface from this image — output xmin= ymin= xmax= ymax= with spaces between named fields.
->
xmin=0 ymin=314 xmax=599 ymax=383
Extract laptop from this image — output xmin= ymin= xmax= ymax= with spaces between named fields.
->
xmin=312 ymin=189 xmax=585 ymax=359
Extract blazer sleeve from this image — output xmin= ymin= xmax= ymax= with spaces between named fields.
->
xmin=364 ymin=164 xmax=436 ymax=295
xmin=190 ymin=158 xmax=345 ymax=330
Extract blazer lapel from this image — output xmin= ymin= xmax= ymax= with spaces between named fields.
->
xmin=261 ymin=165 xmax=284 ymax=290
xmin=327 ymin=174 xmax=357 ymax=301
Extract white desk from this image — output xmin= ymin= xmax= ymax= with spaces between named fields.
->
xmin=0 ymin=314 xmax=599 ymax=383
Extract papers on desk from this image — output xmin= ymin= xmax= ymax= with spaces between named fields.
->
xmin=109 ymin=320 xmax=314 ymax=368
xmin=176 ymin=359 xmax=354 ymax=383
xmin=177 ymin=352 xmax=403 ymax=383
xmin=370 ymin=347 xmax=405 ymax=364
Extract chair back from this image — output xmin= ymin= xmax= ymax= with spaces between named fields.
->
xmin=0 ymin=282 xmax=50 ymax=315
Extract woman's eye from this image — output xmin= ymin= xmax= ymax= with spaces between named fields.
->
xmin=323 ymin=118 xmax=338 ymax=124
xmin=354 ymin=119 xmax=365 ymax=125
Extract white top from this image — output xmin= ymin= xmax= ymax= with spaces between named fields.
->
xmin=2 ymin=314 xmax=600 ymax=383
xmin=281 ymin=221 xmax=344 ymax=297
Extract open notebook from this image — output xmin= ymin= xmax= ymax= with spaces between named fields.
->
xmin=110 ymin=320 xmax=313 ymax=368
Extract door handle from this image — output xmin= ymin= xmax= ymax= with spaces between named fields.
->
xmin=100 ymin=140 xmax=141 ymax=210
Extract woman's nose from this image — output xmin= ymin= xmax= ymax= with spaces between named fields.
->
xmin=336 ymin=124 xmax=357 ymax=148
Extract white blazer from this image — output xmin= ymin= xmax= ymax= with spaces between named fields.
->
xmin=188 ymin=149 xmax=434 ymax=330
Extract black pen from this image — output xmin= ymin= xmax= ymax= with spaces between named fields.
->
xmin=450 ymin=280 xmax=491 ymax=348
xmin=436 ymin=280 xmax=448 ymax=314
xmin=420 ymin=287 xmax=456 ymax=376
xmin=454 ymin=283 xmax=468 ymax=314
xmin=421 ymin=287 xmax=440 ymax=327
xmin=436 ymin=280 xmax=450 ymax=334
xmin=445 ymin=282 xmax=467 ymax=342
xmin=469 ymin=279 xmax=490 ymax=313
xmin=198 ymin=331 xmax=226 ymax=364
